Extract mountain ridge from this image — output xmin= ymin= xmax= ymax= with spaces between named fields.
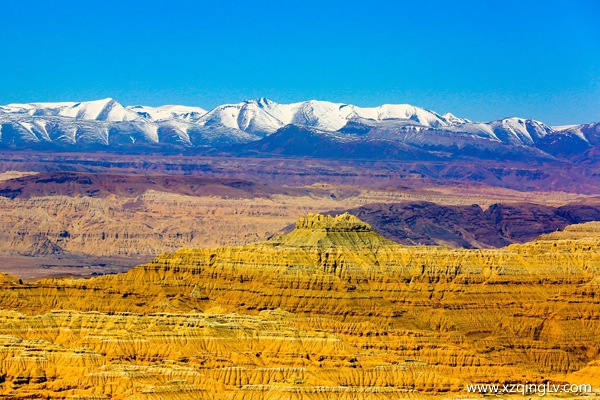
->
xmin=0 ymin=97 xmax=597 ymax=163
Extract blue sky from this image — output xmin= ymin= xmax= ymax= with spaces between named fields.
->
xmin=1 ymin=0 xmax=598 ymax=125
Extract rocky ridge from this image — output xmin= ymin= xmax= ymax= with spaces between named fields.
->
xmin=1 ymin=98 xmax=598 ymax=164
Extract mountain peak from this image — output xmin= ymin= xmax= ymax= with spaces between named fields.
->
xmin=59 ymin=97 xmax=137 ymax=122
xmin=92 ymin=97 xmax=117 ymax=104
xmin=256 ymin=97 xmax=274 ymax=107
xmin=269 ymin=213 xmax=395 ymax=248
xmin=443 ymin=112 xmax=471 ymax=124
xmin=295 ymin=213 xmax=373 ymax=232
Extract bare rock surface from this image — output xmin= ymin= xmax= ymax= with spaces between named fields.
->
xmin=0 ymin=215 xmax=599 ymax=397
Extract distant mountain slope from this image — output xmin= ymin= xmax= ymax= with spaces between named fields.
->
xmin=0 ymin=97 xmax=597 ymax=164
xmin=332 ymin=201 xmax=600 ymax=248
xmin=233 ymin=125 xmax=442 ymax=160
xmin=0 ymin=172 xmax=329 ymax=199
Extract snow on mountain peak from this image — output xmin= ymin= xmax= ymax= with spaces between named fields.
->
xmin=480 ymin=117 xmax=554 ymax=145
xmin=0 ymin=98 xmax=473 ymax=133
xmin=196 ymin=99 xmax=469 ymax=134
xmin=0 ymin=97 xmax=561 ymax=148
xmin=255 ymin=97 xmax=275 ymax=107
xmin=0 ymin=97 xmax=595 ymax=162
xmin=443 ymin=112 xmax=472 ymax=125
xmin=58 ymin=98 xmax=136 ymax=121
xmin=128 ymin=104 xmax=208 ymax=122
xmin=1 ymin=98 xmax=141 ymax=122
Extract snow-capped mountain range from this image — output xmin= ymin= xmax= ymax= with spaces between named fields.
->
xmin=0 ymin=97 xmax=597 ymax=162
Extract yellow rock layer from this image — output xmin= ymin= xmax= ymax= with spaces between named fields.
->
xmin=0 ymin=214 xmax=599 ymax=398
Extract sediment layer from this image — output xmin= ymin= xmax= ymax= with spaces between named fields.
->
xmin=0 ymin=215 xmax=599 ymax=398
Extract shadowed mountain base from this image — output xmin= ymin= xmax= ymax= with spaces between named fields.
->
xmin=335 ymin=201 xmax=600 ymax=248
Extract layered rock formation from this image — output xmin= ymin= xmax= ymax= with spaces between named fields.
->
xmin=3 ymin=169 xmax=596 ymax=281
xmin=0 ymin=184 xmax=356 ymax=261
xmin=0 ymin=215 xmax=599 ymax=398
xmin=0 ymin=170 xmax=597 ymax=268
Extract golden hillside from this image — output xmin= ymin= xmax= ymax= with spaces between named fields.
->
xmin=0 ymin=214 xmax=599 ymax=398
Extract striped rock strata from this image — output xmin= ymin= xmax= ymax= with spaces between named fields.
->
xmin=0 ymin=214 xmax=599 ymax=398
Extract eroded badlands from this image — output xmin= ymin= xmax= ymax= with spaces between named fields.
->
xmin=0 ymin=214 xmax=599 ymax=398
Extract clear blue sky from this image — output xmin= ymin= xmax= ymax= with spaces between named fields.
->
xmin=1 ymin=0 xmax=598 ymax=125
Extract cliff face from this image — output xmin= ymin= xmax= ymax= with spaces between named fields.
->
xmin=0 ymin=189 xmax=351 ymax=259
xmin=0 ymin=215 xmax=599 ymax=398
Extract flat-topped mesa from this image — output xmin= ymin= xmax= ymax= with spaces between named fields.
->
xmin=295 ymin=213 xmax=373 ymax=232
xmin=271 ymin=213 xmax=396 ymax=247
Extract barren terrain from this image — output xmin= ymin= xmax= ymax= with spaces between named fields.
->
xmin=0 ymin=215 xmax=599 ymax=398
xmin=0 ymin=162 xmax=596 ymax=279
xmin=0 ymin=151 xmax=598 ymax=398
